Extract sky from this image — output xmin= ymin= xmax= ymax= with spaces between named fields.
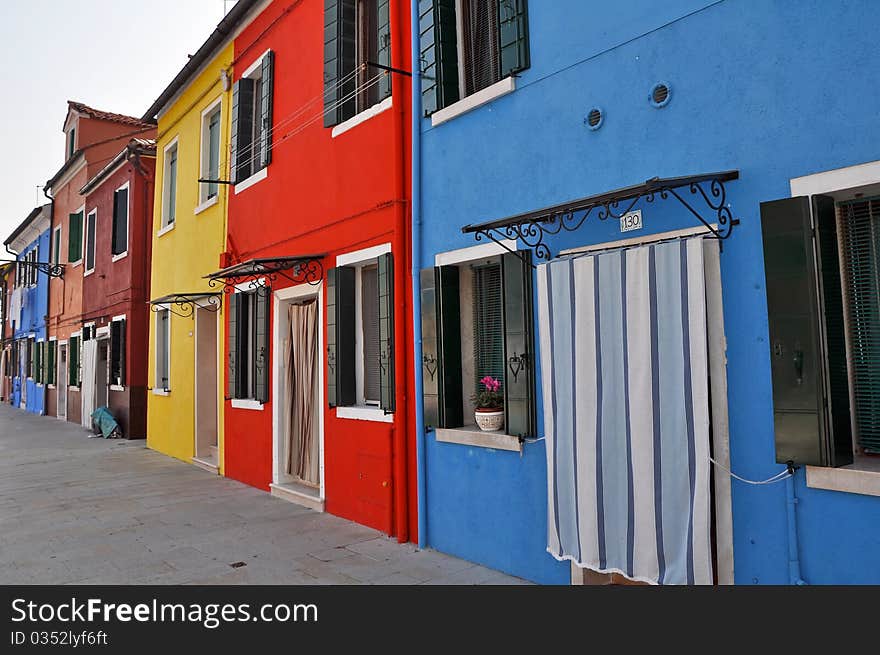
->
xmin=0 ymin=0 xmax=235 ymax=239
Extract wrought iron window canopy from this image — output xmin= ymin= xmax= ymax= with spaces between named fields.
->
xmin=149 ymin=293 xmax=221 ymax=318
xmin=0 ymin=259 xmax=65 ymax=278
xmin=205 ymin=255 xmax=325 ymax=295
xmin=461 ymin=171 xmax=740 ymax=266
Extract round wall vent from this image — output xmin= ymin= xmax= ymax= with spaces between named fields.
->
xmin=585 ymin=107 xmax=603 ymax=130
xmin=650 ymin=82 xmax=671 ymax=108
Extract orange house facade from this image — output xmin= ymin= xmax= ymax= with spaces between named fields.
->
xmin=218 ymin=0 xmax=416 ymax=541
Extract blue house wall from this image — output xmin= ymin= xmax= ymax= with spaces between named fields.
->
xmin=418 ymin=0 xmax=880 ymax=584
xmin=11 ymin=229 xmax=50 ymax=415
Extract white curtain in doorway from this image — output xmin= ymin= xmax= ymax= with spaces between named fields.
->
xmin=81 ymin=339 xmax=98 ymax=429
xmin=537 ymin=237 xmax=712 ymax=585
xmin=285 ymin=300 xmax=319 ymax=484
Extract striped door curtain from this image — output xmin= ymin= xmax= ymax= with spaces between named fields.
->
xmin=536 ymin=237 xmax=712 ymax=585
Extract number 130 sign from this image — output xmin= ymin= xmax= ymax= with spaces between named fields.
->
xmin=620 ymin=209 xmax=643 ymax=233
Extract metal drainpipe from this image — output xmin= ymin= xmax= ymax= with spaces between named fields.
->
xmin=785 ymin=464 xmax=807 ymax=585
xmin=410 ymin=0 xmax=426 ymax=548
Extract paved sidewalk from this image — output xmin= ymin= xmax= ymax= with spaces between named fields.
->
xmin=0 ymin=404 xmax=526 ymax=585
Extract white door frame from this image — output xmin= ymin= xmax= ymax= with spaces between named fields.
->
xmin=57 ymin=341 xmax=68 ymax=421
xmin=271 ymin=283 xmax=325 ymax=501
xmin=563 ymin=227 xmax=734 ymax=586
xmin=193 ymin=306 xmax=220 ymax=465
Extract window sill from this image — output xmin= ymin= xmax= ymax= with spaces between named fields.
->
xmin=47 ymin=384 xmax=55 ymax=390
xmin=111 ymin=251 xmax=128 ymax=263
xmin=194 ymin=195 xmax=219 ymax=215
xmin=110 ymin=385 xmax=124 ymax=392
xmin=157 ymin=222 xmax=175 ymax=238
xmin=331 ymin=96 xmax=393 ymax=138
xmin=335 ymin=406 xmax=393 ymax=423
xmin=434 ymin=426 xmax=522 ymax=452
xmin=430 ymin=76 xmax=516 ymax=128
xmin=152 ymin=389 xmax=170 ymax=396
xmin=234 ymin=167 xmax=268 ymax=195
xmin=83 ymin=268 xmax=95 ymax=278
xmin=231 ymin=398 xmax=264 ymax=411
xmin=806 ymin=458 xmax=880 ymax=497
xmin=69 ymin=386 xmax=80 ymax=392
xmin=70 ymin=260 xmax=82 ymax=268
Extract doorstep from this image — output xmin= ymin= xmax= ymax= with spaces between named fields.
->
xmin=192 ymin=456 xmax=219 ymax=474
xmin=270 ymin=482 xmax=324 ymax=512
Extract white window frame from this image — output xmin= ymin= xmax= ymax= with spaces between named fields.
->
xmin=111 ymin=180 xmax=130 ymax=262
xmin=161 ymin=137 xmax=179 ymax=231
xmin=197 ymin=96 xmax=223 ymax=211
xmin=334 ymin=243 xmax=393 ymax=423
xmin=230 ymin=280 xmax=265 ymax=411
xmin=790 ymin=159 xmax=880 ymax=497
xmin=52 ymin=225 xmax=62 ymax=266
xmin=153 ymin=307 xmax=171 ymax=395
xmin=70 ymin=203 xmax=85 ymax=266
xmin=233 ymin=50 xmax=271 ymax=195
xmin=110 ymin=314 xmax=126 ymax=391
xmin=83 ymin=208 xmax=97 ymax=276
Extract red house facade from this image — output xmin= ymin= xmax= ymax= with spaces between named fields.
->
xmin=79 ymin=140 xmax=156 ymax=438
xmin=219 ymin=0 xmax=416 ymax=541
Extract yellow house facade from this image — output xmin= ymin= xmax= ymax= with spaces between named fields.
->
xmin=145 ymin=41 xmax=235 ymax=473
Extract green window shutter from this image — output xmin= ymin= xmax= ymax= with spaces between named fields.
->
xmin=837 ymin=196 xmax=880 ymax=454
xmin=260 ymin=51 xmax=275 ymax=168
xmin=760 ymin=197 xmax=852 ymax=467
xmin=437 ymin=265 xmax=463 ymax=427
xmin=49 ymin=342 xmax=56 ymax=385
xmin=420 ymin=0 xmax=460 ymax=116
xmin=501 ymin=251 xmax=535 ymax=437
xmin=378 ymin=252 xmax=395 ymax=412
xmin=30 ymin=339 xmax=36 ymax=379
xmin=324 ymin=0 xmax=357 ymax=127
xmin=327 ymin=266 xmax=356 ymax=406
xmin=231 ymin=79 xmax=255 ymax=183
xmin=112 ymin=188 xmax=128 ymax=256
xmin=323 ymin=0 xmax=340 ymax=128
xmin=376 ymin=0 xmax=392 ymax=101
xmin=254 ymin=291 xmax=270 ymax=404
xmin=498 ymin=0 xmax=530 ymax=78
xmin=69 ymin=336 xmax=78 ymax=387
xmin=68 ymin=212 xmax=83 ymax=262
xmin=227 ymin=294 xmax=239 ymax=399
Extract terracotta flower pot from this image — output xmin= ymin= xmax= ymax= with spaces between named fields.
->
xmin=474 ymin=408 xmax=504 ymax=432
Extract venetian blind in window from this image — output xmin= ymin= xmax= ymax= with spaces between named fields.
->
xmin=472 ymin=262 xmax=504 ymax=394
xmin=838 ymin=197 xmax=880 ymax=454
xmin=461 ymin=0 xmax=501 ymax=96
xmin=362 ymin=265 xmax=380 ymax=403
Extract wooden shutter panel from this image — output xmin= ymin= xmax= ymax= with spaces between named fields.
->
xmin=324 ymin=0 xmax=340 ymax=128
xmin=227 ymin=294 xmax=239 ymax=399
xmin=231 ymin=78 xmax=255 ymax=183
xmin=260 ymin=51 xmax=275 ymax=168
xmin=119 ymin=320 xmax=126 ymax=387
xmin=497 ymin=0 xmax=529 ymax=78
xmin=327 ymin=267 xmax=338 ymax=406
xmin=112 ymin=188 xmax=128 ymax=255
xmin=68 ymin=212 xmax=82 ymax=262
xmin=420 ymin=0 xmax=460 ymax=116
xmin=501 ymin=251 xmax=535 ymax=437
xmin=378 ymin=253 xmax=395 ymax=412
xmin=760 ymin=197 xmax=852 ymax=467
xmin=436 ymin=265 xmax=463 ymax=427
xmin=324 ymin=0 xmax=356 ymax=127
xmin=327 ymin=266 xmax=356 ymax=407
xmin=254 ymin=291 xmax=270 ymax=404
xmin=376 ymin=0 xmax=392 ymax=101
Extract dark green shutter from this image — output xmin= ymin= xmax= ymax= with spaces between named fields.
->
xmin=227 ymin=294 xmax=238 ymax=399
xmin=47 ymin=341 xmax=54 ymax=385
xmin=436 ymin=266 xmax=463 ymax=427
xmin=760 ymin=197 xmax=852 ymax=467
xmin=420 ymin=0 xmax=459 ymax=115
xmin=260 ymin=51 xmax=275 ymax=168
xmin=254 ymin=291 xmax=270 ymax=403
xmin=376 ymin=0 xmax=392 ymax=101
xmin=501 ymin=251 xmax=535 ymax=437
xmin=324 ymin=0 xmax=356 ymax=127
xmin=231 ymin=78 xmax=255 ymax=183
xmin=327 ymin=266 xmax=356 ymax=407
xmin=498 ymin=0 xmax=529 ymax=78
xmin=69 ymin=336 xmax=78 ymax=387
xmin=68 ymin=212 xmax=83 ymax=262
xmin=378 ymin=252 xmax=395 ymax=412
xmin=30 ymin=339 xmax=36 ymax=380
xmin=112 ymin=188 xmax=128 ymax=256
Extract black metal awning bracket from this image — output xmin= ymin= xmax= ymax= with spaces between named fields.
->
xmin=150 ymin=293 xmax=221 ymax=319
xmin=0 ymin=259 xmax=65 ymax=278
xmin=205 ymin=256 xmax=324 ymax=295
xmin=474 ymin=227 xmax=538 ymax=269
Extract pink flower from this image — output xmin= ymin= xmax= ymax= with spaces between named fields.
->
xmin=481 ymin=376 xmax=501 ymax=392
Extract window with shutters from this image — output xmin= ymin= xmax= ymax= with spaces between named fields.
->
xmin=227 ymin=289 xmax=269 ymax=405
xmin=420 ymin=0 xmax=529 ymax=117
xmin=161 ymin=140 xmax=178 ymax=229
xmin=323 ymin=0 xmax=392 ymax=128
xmin=327 ymin=248 xmax=395 ymax=417
xmin=67 ymin=126 xmax=76 ymax=160
xmin=110 ymin=318 xmax=126 ymax=389
xmin=84 ymin=209 xmax=97 ymax=275
xmin=52 ymin=226 xmax=62 ymax=266
xmin=25 ymin=337 xmax=33 ymax=379
xmin=420 ymin=249 xmax=536 ymax=438
xmin=112 ymin=182 xmax=129 ymax=258
xmin=231 ymin=51 xmax=274 ymax=186
xmin=69 ymin=208 xmax=84 ymax=264
xmin=35 ymin=340 xmax=44 ymax=385
xmin=155 ymin=310 xmax=170 ymax=393
xmin=69 ymin=334 xmax=81 ymax=388
xmin=199 ymin=99 xmax=222 ymax=205
xmin=47 ymin=340 xmax=56 ymax=387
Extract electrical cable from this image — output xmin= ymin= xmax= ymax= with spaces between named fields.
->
xmin=709 ymin=456 xmax=791 ymax=485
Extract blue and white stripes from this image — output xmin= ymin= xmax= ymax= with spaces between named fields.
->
xmin=537 ymin=237 xmax=712 ymax=585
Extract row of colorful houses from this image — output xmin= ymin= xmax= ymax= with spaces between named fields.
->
xmin=3 ymin=0 xmax=880 ymax=585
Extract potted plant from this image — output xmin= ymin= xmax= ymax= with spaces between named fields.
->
xmin=473 ymin=376 xmax=504 ymax=432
